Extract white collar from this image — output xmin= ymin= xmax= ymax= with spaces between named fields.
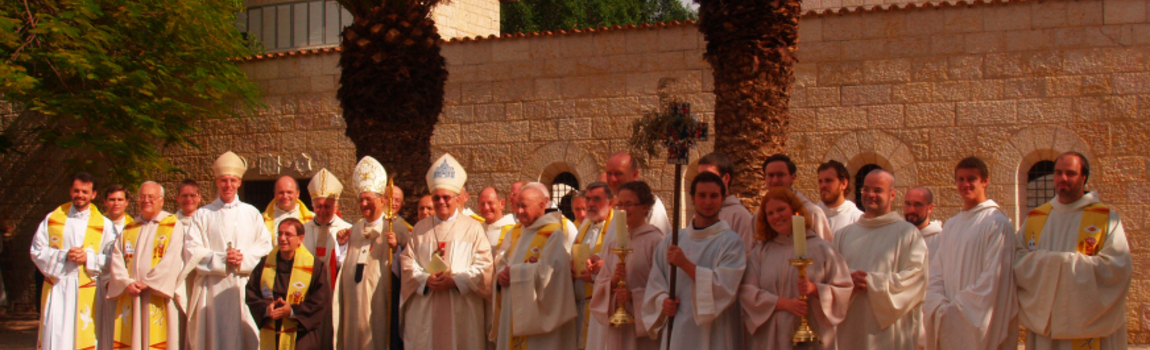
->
xmin=435 ymin=210 xmax=460 ymax=224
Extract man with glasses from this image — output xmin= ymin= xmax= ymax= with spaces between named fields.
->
xmin=570 ymin=182 xmax=615 ymax=350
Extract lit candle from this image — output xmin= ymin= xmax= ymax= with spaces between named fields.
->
xmin=793 ymin=213 xmax=807 ymax=258
xmin=615 ymin=209 xmax=629 ymax=248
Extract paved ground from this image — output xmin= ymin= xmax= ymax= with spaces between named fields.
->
xmin=1 ymin=311 xmax=1148 ymax=350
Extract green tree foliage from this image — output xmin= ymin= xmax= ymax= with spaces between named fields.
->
xmin=0 ymin=0 xmax=262 ymax=186
xmin=502 ymin=0 xmax=697 ymax=34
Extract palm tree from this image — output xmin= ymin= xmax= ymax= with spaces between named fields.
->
xmin=694 ymin=0 xmax=801 ymax=209
xmin=336 ymin=0 xmax=449 ymax=219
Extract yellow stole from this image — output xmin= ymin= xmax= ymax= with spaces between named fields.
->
xmin=572 ymin=211 xmax=611 ymax=348
xmin=470 ymin=213 xmax=486 ymax=224
xmin=111 ymin=215 xmax=178 ymax=350
xmin=1023 ymin=202 xmax=1110 ymax=350
xmin=496 ymin=225 xmax=514 ymax=249
xmin=38 ymin=203 xmax=105 ymax=350
xmin=259 ymin=247 xmax=315 ymax=350
xmin=507 ymin=218 xmax=567 ymax=350
xmin=263 ymin=199 xmax=315 ymax=233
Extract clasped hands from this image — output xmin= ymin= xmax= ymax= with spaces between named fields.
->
xmin=427 ymin=271 xmax=457 ymax=292
xmin=226 ymin=248 xmax=244 ymax=267
xmin=66 ymin=247 xmax=88 ymax=265
xmin=266 ymin=298 xmax=292 ymax=320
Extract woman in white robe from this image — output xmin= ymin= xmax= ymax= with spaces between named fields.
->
xmin=740 ymin=188 xmax=852 ymax=350
xmin=587 ymin=181 xmax=665 ymax=350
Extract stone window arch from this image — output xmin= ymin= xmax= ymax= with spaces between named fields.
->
xmin=550 ymin=171 xmax=580 ymax=219
xmin=1025 ymin=160 xmax=1057 ymax=212
xmin=992 ymin=126 xmax=1094 ymax=224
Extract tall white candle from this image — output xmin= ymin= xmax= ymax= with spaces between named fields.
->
xmin=615 ymin=209 xmax=629 ymax=248
xmin=793 ymin=214 xmax=807 ymax=258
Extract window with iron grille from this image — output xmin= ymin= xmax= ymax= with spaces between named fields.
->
xmin=238 ymin=0 xmax=351 ymax=53
xmin=1026 ymin=160 xmax=1056 ymax=212
xmin=854 ymin=164 xmax=883 ymax=211
xmin=551 ymin=172 xmax=579 ymax=220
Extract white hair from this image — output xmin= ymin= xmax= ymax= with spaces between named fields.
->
xmin=521 ymin=182 xmax=551 ymax=206
xmin=139 ymin=181 xmax=165 ymax=197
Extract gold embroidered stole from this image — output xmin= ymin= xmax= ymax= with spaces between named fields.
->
xmin=263 ymin=200 xmax=315 ymax=233
xmin=111 ymin=215 xmax=178 ymax=349
xmin=38 ymin=203 xmax=105 ymax=350
xmin=1024 ymin=202 xmax=1110 ymax=350
xmin=259 ymin=247 xmax=315 ymax=350
xmin=507 ymin=218 xmax=566 ymax=350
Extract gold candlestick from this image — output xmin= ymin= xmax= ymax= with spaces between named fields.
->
xmin=608 ymin=247 xmax=635 ymax=327
xmin=790 ymin=258 xmax=821 ymax=345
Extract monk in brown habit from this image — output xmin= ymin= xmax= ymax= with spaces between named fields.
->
xmin=247 ymin=218 xmax=333 ymax=350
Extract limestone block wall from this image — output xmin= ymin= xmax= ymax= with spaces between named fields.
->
xmin=434 ymin=0 xmax=501 ymax=40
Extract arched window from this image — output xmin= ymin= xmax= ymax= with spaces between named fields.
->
xmin=854 ymin=164 xmax=883 ymax=210
xmin=1026 ymin=160 xmax=1056 ymax=211
xmin=551 ymin=172 xmax=580 ymax=219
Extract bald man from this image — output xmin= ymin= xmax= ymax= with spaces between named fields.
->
xmin=904 ymin=187 xmax=942 ymax=256
xmin=479 ymin=187 xmax=516 ymax=254
xmin=833 ymin=170 xmax=928 ymax=349
xmin=262 ymin=176 xmax=314 ymax=241
xmin=603 ymin=152 xmax=671 ymax=235
xmin=417 ymin=195 xmax=435 ymax=222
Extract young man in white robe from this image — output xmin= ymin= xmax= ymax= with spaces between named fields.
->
xmin=336 ymin=156 xmax=399 ymax=350
xmin=604 ymin=152 xmax=672 ymax=237
xmin=923 ymin=157 xmax=1017 ymax=350
xmin=96 ymin=185 xmax=132 ymax=350
xmin=492 ymin=183 xmax=578 ymax=350
xmin=30 ymin=172 xmax=117 ymax=350
xmin=832 ymin=169 xmax=928 ymax=350
xmin=815 ymin=160 xmax=863 ymax=234
xmin=697 ymin=152 xmax=754 ymax=249
xmin=760 ymin=154 xmax=834 ymax=242
xmin=641 ymin=172 xmax=746 ymax=350
xmin=903 ymin=187 xmax=943 ymax=256
xmin=106 ymin=181 xmax=185 ymax=350
xmin=1014 ymin=152 xmax=1132 ymax=350
xmin=571 ymin=182 xmax=617 ymax=350
xmin=262 ymin=175 xmax=315 ymax=240
xmin=478 ymin=186 xmax=516 ymax=255
xmin=182 ymin=151 xmax=274 ymax=350
xmin=401 ymin=153 xmax=494 ymax=350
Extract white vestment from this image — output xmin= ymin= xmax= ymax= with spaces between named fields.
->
xmin=30 ymin=205 xmax=116 ymax=350
xmin=492 ymin=212 xmax=578 ymax=350
xmin=573 ymin=215 xmax=618 ymax=350
xmin=818 ymin=200 xmax=863 ymax=236
xmin=641 ymin=221 xmax=746 ymax=350
xmin=336 ymin=216 xmax=395 ymax=350
xmin=719 ymin=195 xmax=755 ymax=250
xmin=647 ymin=197 xmax=672 ymax=241
xmin=401 ymin=212 xmax=493 ymax=350
xmin=587 ymin=224 xmax=664 ymax=350
xmin=107 ymin=211 xmax=186 ymax=350
xmin=96 ymin=216 xmax=129 ymax=350
xmin=303 ymin=217 xmax=352 ymax=268
xmin=182 ymin=198 xmax=273 ymax=350
xmin=924 ymin=200 xmax=1017 ymax=350
xmin=1014 ymin=192 xmax=1131 ymax=350
xmin=484 ymin=213 xmax=516 ymax=254
xmin=918 ymin=220 xmax=943 ymax=257
xmin=832 ymin=211 xmax=928 ymax=350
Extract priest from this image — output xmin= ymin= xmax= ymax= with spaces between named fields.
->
xmin=924 ymin=157 xmax=1017 ymax=350
xmin=761 ymin=154 xmax=834 ymax=242
xmin=478 ymin=186 xmax=516 ymax=255
xmin=97 ymin=184 xmax=132 ymax=350
xmin=697 ymin=152 xmax=754 ymax=248
xmin=183 ymin=151 xmax=273 ymax=350
xmin=247 ymin=218 xmax=333 ymax=350
xmin=303 ymin=169 xmax=353 ymax=281
xmin=30 ymin=172 xmax=117 ymax=350
xmin=263 ymin=175 xmax=315 ymax=238
xmin=492 ymin=182 xmax=578 ymax=350
xmin=604 ymin=152 xmax=671 ymax=236
xmin=107 ymin=181 xmax=185 ymax=350
xmin=336 ymin=156 xmax=399 ymax=350
xmin=401 ymin=153 xmax=494 ymax=350
xmin=832 ymin=169 xmax=927 ymax=350
xmin=1014 ymin=152 xmax=1131 ymax=350
xmin=641 ymin=172 xmax=746 ymax=350
xmin=571 ymin=182 xmax=616 ymax=350
xmin=815 ymin=160 xmax=862 ymax=234
xmin=175 ymin=179 xmax=203 ymax=228
xmin=903 ymin=187 xmax=943 ymax=256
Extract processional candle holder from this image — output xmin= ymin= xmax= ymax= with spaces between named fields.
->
xmin=789 ymin=258 xmax=821 ymax=345
xmin=608 ymin=247 xmax=635 ymax=327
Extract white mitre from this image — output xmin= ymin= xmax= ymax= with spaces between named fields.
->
xmin=427 ymin=153 xmax=466 ymax=194
xmin=353 ymin=156 xmax=388 ymax=195
xmin=308 ymin=168 xmax=343 ymax=200
xmin=213 ymin=151 xmax=247 ymax=178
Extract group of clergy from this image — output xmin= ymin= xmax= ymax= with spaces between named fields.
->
xmin=30 ymin=147 xmax=1131 ymax=350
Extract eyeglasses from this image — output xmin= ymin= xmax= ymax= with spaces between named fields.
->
xmin=432 ymin=195 xmax=456 ymax=202
xmin=139 ymin=195 xmax=161 ymax=202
